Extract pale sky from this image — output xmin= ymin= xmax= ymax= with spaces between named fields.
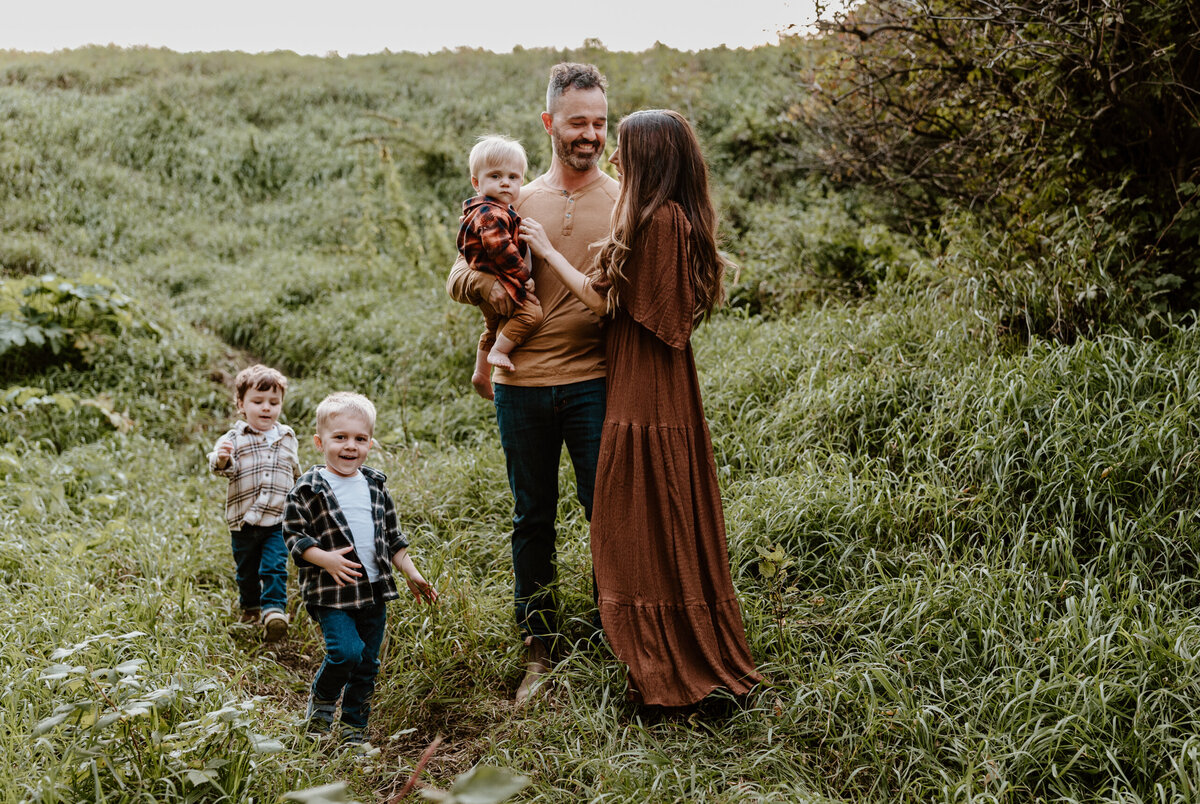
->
xmin=1 ymin=0 xmax=819 ymax=55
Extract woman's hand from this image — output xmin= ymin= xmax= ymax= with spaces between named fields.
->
xmin=520 ymin=218 xmax=555 ymax=259
xmin=518 ymin=217 xmax=607 ymax=316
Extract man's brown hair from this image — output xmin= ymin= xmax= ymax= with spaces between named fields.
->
xmin=546 ymin=62 xmax=607 ymax=116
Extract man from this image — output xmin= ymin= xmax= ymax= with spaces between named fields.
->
xmin=446 ymin=63 xmax=618 ymax=704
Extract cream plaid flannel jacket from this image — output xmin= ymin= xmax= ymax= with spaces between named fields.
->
xmin=208 ymin=421 xmax=302 ymax=531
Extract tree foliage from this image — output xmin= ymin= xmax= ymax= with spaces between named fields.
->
xmin=797 ymin=0 xmax=1200 ymax=332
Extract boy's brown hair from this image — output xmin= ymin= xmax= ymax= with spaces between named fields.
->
xmin=234 ymin=364 xmax=288 ymax=402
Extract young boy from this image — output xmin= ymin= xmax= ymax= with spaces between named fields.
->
xmin=208 ymin=364 xmax=302 ymax=642
xmin=456 ymin=134 xmax=544 ymax=400
xmin=283 ymin=391 xmax=438 ymax=745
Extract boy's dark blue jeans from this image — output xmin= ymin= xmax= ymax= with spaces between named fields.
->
xmin=230 ymin=524 xmax=288 ymax=612
xmin=493 ymin=378 xmax=605 ymax=652
xmin=308 ymin=601 xmax=387 ymax=729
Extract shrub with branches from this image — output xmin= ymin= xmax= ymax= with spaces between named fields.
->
xmin=796 ymin=0 xmax=1200 ymax=332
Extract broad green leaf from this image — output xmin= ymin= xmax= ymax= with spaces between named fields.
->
xmin=114 ymin=659 xmax=146 ymax=675
xmin=185 ymin=769 xmax=219 ymax=786
xmin=422 ymin=765 xmax=530 ymax=804
xmin=39 ymin=663 xmax=84 ymax=681
xmin=248 ymin=732 xmax=285 ymax=754
xmin=32 ymin=711 xmax=71 ymax=736
xmin=284 ymin=782 xmax=361 ymax=803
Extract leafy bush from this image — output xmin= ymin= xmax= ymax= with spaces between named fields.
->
xmin=0 ymin=233 xmax=52 ymax=276
xmin=0 ymin=273 xmax=151 ymax=381
xmin=793 ymin=0 xmax=1200 ymax=330
xmin=725 ymin=184 xmax=921 ymax=314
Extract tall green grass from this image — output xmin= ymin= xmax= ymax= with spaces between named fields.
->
xmin=4 ymin=45 xmax=1200 ymax=803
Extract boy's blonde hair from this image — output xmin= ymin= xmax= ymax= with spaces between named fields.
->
xmin=315 ymin=391 xmax=376 ymax=434
xmin=469 ymin=134 xmax=527 ymax=179
xmin=234 ymin=364 xmax=288 ymax=402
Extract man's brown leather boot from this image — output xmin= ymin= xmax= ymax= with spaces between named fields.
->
xmin=514 ymin=637 xmax=552 ymax=706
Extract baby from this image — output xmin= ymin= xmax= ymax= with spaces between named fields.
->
xmin=456 ymin=134 xmax=544 ymax=399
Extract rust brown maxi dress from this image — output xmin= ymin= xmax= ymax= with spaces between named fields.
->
xmin=589 ymin=201 xmax=761 ymax=707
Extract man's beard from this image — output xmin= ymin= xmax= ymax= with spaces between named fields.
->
xmin=552 ymin=128 xmax=603 ymax=171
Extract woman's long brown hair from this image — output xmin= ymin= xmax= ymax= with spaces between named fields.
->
xmin=593 ymin=110 xmax=728 ymax=322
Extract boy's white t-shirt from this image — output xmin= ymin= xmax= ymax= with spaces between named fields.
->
xmin=319 ymin=468 xmax=380 ymax=582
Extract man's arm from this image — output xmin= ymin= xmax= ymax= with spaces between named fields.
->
xmin=447 ymin=254 xmax=515 ymax=317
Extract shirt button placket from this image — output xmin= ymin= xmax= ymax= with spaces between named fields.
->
xmin=562 ymin=195 xmax=575 ymax=236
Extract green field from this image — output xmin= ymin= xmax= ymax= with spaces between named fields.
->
xmin=2 ymin=35 xmax=1200 ymax=803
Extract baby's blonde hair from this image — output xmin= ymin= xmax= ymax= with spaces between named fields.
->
xmin=315 ymin=391 xmax=376 ymax=434
xmin=469 ymin=134 xmax=527 ymax=179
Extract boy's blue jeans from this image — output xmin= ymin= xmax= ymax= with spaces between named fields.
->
xmin=493 ymin=378 xmax=605 ymax=650
xmin=230 ymin=524 xmax=288 ymax=612
xmin=308 ymin=602 xmax=387 ymax=729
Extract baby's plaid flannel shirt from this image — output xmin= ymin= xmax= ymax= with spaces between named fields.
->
xmin=457 ymin=195 xmax=529 ymax=304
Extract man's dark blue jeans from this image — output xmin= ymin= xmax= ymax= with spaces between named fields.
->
xmin=308 ymin=601 xmax=387 ymax=730
xmin=493 ymin=378 xmax=605 ymax=652
xmin=230 ymin=524 xmax=289 ymax=613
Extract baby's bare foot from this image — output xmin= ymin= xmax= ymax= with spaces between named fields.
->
xmin=487 ymin=350 xmax=515 ymax=371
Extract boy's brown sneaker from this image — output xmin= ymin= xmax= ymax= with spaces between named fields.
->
xmin=263 ymin=609 xmax=289 ymax=642
xmin=239 ymin=608 xmax=261 ymax=624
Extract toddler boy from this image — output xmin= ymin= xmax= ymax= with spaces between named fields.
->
xmin=208 ymin=364 xmax=302 ymax=642
xmin=457 ymin=134 xmax=544 ymax=399
xmin=283 ymin=391 xmax=438 ymax=745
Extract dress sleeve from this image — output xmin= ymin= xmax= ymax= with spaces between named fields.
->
xmin=617 ymin=203 xmax=694 ymax=349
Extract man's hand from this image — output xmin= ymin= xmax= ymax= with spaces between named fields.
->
xmin=488 ymin=279 xmax=515 ymax=317
xmin=521 ymin=278 xmax=541 ymax=308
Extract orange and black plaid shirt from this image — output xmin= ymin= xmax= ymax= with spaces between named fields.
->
xmin=457 ymin=195 xmax=529 ymax=303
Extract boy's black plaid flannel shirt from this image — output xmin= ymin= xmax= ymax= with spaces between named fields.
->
xmin=283 ymin=465 xmax=410 ymax=609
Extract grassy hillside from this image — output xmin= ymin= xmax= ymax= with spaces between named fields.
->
xmin=2 ymin=45 xmax=1199 ymax=803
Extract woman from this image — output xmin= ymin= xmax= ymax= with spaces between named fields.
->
xmin=521 ymin=109 xmax=761 ymax=706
